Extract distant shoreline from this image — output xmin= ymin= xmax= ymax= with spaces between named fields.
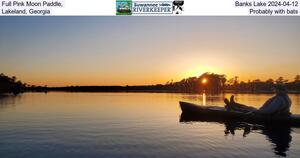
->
xmin=2 ymin=72 xmax=300 ymax=95
xmin=25 ymin=86 xmax=300 ymax=94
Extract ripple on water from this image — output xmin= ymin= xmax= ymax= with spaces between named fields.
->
xmin=0 ymin=92 xmax=300 ymax=157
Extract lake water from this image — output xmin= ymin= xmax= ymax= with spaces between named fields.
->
xmin=0 ymin=92 xmax=300 ymax=158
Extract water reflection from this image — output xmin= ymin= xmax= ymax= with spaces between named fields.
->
xmin=0 ymin=92 xmax=299 ymax=157
xmin=202 ymin=93 xmax=206 ymax=105
xmin=0 ymin=94 xmax=19 ymax=109
xmin=180 ymin=114 xmax=294 ymax=157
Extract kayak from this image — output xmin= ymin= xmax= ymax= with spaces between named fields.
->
xmin=179 ymin=101 xmax=300 ymax=127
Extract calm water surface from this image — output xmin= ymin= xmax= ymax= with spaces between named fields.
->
xmin=0 ymin=92 xmax=300 ymax=158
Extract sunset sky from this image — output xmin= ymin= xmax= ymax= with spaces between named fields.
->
xmin=0 ymin=17 xmax=299 ymax=86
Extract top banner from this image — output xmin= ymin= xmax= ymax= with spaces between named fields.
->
xmin=0 ymin=0 xmax=299 ymax=16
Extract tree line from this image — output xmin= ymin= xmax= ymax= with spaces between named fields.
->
xmin=164 ymin=73 xmax=300 ymax=93
xmin=48 ymin=73 xmax=300 ymax=93
xmin=1 ymin=72 xmax=300 ymax=94
xmin=224 ymin=75 xmax=300 ymax=93
xmin=0 ymin=73 xmax=26 ymax=94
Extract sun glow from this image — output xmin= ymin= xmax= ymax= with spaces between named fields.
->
xmin=183 ymin=65 xmax=222 ymax=79
xmin=202 ymin=78 xmax=207 ymax=84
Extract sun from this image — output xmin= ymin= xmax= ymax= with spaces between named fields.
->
xmin=202 ymin=78 xmax=207 ymax=84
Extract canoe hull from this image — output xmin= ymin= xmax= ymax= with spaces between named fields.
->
xmin=179 ymin=101 xmax=300 ymax=127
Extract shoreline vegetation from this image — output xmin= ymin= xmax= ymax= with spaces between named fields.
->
xmin=1 ymin=72 xmax=300 ymax=95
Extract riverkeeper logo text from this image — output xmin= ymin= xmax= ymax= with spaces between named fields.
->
xmin=132 ymin=1 xmax=173 ymax=14
xmin=116 ymin=0 xmax=184 ymax=15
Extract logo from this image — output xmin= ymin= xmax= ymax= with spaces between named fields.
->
xmin=132 ymin=1 xmax=173 ymax=14
xmin=116 ymin=0 xmax=132 ymax=15
xmin=116 ymin=0 xmax=184 ymax=15
xmin=173 ymin=0 xmax=184 ymax=14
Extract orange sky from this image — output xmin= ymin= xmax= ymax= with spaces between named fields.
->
xmin=1 ymin=17 xmax=299 ymax=86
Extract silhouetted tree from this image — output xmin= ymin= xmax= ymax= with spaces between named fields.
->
xmin=294 ymin=75 xmax=300 ymax=83
xmin=0 ymin=73 xmax=26 ymax=94
xmin=266 ymin=78 xmax=274 ymax=84
xmin=276 ymin=77 xmax=288 ymax=84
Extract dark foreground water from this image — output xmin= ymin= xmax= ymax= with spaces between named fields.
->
xmin=0 ymin=92 xmax=300 ymax=158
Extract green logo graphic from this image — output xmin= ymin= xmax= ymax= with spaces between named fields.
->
xmin=116 ymin=0 xmax=132 ymax=15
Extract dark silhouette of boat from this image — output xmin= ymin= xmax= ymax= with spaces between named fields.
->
xmin=179 ymin=101 xmax=300 ymax=127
